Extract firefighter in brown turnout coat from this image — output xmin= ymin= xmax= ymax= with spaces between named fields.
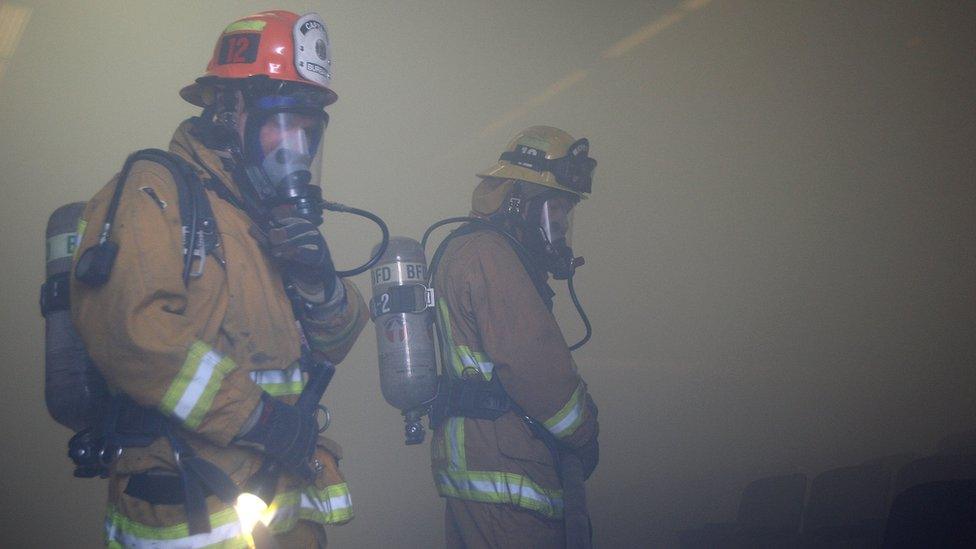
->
xmin=429 ymin=126 xmax=601 ymax=548
xmin=69 ymin=10 xmax=373 ymax=548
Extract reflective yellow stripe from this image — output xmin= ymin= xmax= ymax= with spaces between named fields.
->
xmin=106 ymin=484 xmax=354 ymax=546
xmin=266 ymin=483 xmax=354 ymax=533
xmin=104 ymin=505 xmax=249 ymax=548
xmin=160 ymin=341 xmax=238 ymax=430
xmin=437 ymin=299 xmax=495 ymax=379
xmin=446 ymin=416 xmax=466 ymax=470
xmin=543 ymin=382 xmax=586 ymax=439
xmin=456 ymin=345 xmax=494 ymax=379
xmin=434 ymin=469 xmax=564 ymax=519
xmin=224 ymin=20 xmax=265 ymax=33
xmin=249 ymin=362 xmax=304 ymax=397
xmin=299 ymin=483 xmax=354 ymax=525
xmin=74 ymin=218 xmax=88 ymax=259
xmin=436 ymin=298 xmax=465 ymax=377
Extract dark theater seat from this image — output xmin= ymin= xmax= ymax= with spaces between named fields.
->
xmin=882 ymin=479 xmax=976 ymax=548
xmin=678 ymin=473 xmax=807 ymax=549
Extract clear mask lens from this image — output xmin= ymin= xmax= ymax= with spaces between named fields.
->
xmin=538 ymin=195 xmax=576 ymax=248
xmin=256 ymin=111 xmax=325 ymax=190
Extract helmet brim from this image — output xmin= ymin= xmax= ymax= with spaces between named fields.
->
xmin=476 ymin=161 xmax=587 ymax=199
xmin=179 ymin=82 xmax=208 ymax=107
xmin=179 ymin=77 xmax=339 ymax=108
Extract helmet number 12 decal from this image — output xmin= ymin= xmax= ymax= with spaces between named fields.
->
xmin=218 ymin=33 xmax=260 ymax=65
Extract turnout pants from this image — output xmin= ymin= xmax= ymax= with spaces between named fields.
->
xmin=445 ymin=497 xmax=564 ymax=549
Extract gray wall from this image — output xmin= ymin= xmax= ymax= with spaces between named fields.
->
xmin=1 ymin=1 xmax=974 ymax=547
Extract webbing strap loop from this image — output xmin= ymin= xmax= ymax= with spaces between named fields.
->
xmin=40 ymin=271 xmax=71 ymax=316
xmin=429 ymin=375 xmax=511 ymax=429
xmin=369 ymin=283 xmax=434 ymax=319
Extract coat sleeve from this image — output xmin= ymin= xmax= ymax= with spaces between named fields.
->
xmin=301 ymin=277 xmax=368 ymax=364
xmin=455 ymin=234 xmax=599 ymax=449
xmin=71 ymin=162 xmax=262 ymax=446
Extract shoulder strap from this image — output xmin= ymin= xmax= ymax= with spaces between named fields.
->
xmin=111 ymin=149 xmax=220 ymax=285
xmin=429 ymin=222 xmax=555 ymax=310
xmin=94 ymin=149 xmax=218 ymax=285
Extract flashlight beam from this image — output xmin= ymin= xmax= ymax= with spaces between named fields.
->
xmin=0 ymin=3 xmax=32 ymax=85
xmin=480 ymin=70 xmax=589 ymax=137
xmin=478 ymin=0 xmax=712 ymax=138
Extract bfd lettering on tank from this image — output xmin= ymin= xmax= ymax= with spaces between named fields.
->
xmin=371 ymin=262 xmax=426 ymax=286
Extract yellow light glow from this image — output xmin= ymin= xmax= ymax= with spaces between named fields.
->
xmin=235 ymin=492 xmax=271 ymax=535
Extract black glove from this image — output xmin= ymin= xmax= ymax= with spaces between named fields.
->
xmin=237 ymin=393 xmax=318 ymax=480
xmin=266 ymin=216 xmax=337 ymax=288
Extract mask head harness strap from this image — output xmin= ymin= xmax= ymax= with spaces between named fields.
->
xmin=505 ymin=181 xmax=525 ymax=219
xmin=74 ymin=150 xmax=218 ymax=288
xmin=499 ymin=138 xmax=596 ymax=195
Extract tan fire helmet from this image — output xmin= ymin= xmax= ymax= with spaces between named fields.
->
xmin=476 ymin=125 xmax=596 ymax=198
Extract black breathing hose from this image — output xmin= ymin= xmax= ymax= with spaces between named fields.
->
xmin=322 ymin=200 xmax=389 ymax=277
xmin=423 ymin=217 xmax=593 ymax=351
xmin=566 ymin=275 xmax=591 ymax=351
xmin=423 ymin=217 xmax=526 ymax=288
xmin=421 ymin=217 xmax=479 ymax=251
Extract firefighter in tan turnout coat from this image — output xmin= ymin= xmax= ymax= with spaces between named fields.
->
xmin=71 ymin=10 xmax=368 ymax=548
xmin=429 ymin=126 xmax=601 ymax=548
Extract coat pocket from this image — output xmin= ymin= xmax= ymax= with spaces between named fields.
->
xmin=494 ymin=412 xmax=554 ymax=467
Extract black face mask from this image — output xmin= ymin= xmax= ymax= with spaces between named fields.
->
xmin=542 ymin=236 xmax=579 ymax=280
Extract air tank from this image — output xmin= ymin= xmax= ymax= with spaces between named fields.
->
xmin=369 ymin=237 xmax=438 ymax=444
xmin=42 ymin=202 xmax=109 ymax=431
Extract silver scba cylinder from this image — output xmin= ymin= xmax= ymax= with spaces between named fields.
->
xmin=369 ymin=236 xmax=438 ymax=444
xmin=42 ymin=202 xmax=110 ymax=431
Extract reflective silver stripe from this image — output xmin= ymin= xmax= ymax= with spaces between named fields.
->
xmin=446 ymin=416 xmax=465 ymax=470
xmin=172 ymin=350 xmax=221 ymax=421
xmin=548 ymin=406 xmax=582 ymax=437
xmin=300 ymin=485 xmax=353 ymax=522
xmin=266 ymin=491 xmax=301 ymax=534
xmin=266 ymin=484 xmax=354 ymax=533
xmin=543 ymin=382 xmax=585 ymax=439
xmin=437 ymin=299 xmax=494 ymax=380
xmin=249 ymin=363 xmax=304 ymax=396
xmin=104 ymin=505 xmax=246 ymax=548
xmin=160 ymin=341 xmax=239 ymax=430
xmin=434 ymin=469 xmax=564 ymax=519
xmin=457 ymin=347 xmax=494 ymax=378
xmin=436 ymin=298 xmax=465 ymax=377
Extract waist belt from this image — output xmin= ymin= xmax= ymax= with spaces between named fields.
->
xmin=68 ymin=395 xmax=239 ymax=535
xmin=429 ymin=375 xmax=511 ymax=429
xmin=68 ymin=396 xmax=165 ymax=479
xmin=124 ymin=469 xmax=213 ymax=505
xmin=107 ymin=395 xmax=167 ymax=447
xmin=428 ymin=375 xmax=564 ymax=475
